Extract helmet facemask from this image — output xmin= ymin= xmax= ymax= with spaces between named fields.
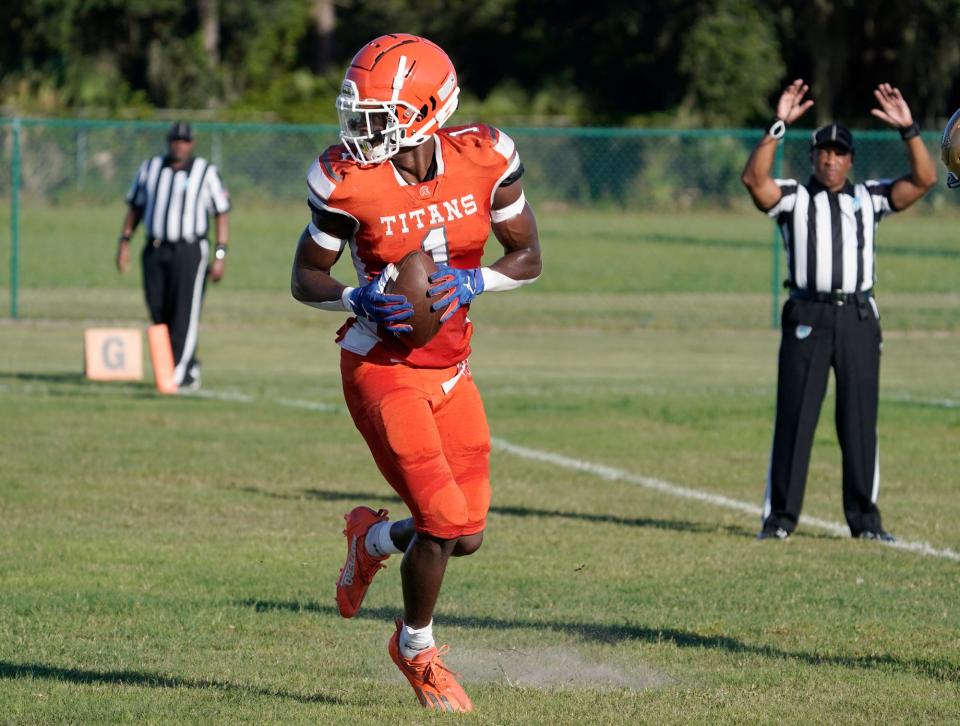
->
xmin=336 ymin=56 xmax=460 ymax=165
xmin=942 ymin=142 xmax=960 ymax=189
xmin=337 ymin=81 xmax=415 ymax=165
xmin=940 ymin=109 xmax=960 ymax=189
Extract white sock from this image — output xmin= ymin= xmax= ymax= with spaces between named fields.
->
xmin=399 ymin=620 xmax=435 ymax=659
xmin=365 ymin=520 xmax=402 ymax=558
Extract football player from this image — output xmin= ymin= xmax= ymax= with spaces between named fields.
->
xmin=291 ymin=34 xmax=542 ymax=712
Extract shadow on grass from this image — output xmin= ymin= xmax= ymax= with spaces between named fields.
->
xmin=236 ymin=600 xmax=958 ymax=684
xmin=0 ymin=371 xmax=157 ymax=397
xmin=0 ymin=660 xmax=340 ymax=704
xmin=0 ymin=371 xmax=88 ymax=385
xmin=490 ymin=504 xmax=715 ymax=534
xmin=236 ymin=485 xmax=714 ymax=535
xmin=628 ymin=233 xmax=765 ymax=251
xmin=624 ymin=232 xmax=960 ymax=259
xmin=235 ymin=486 xmax=399 ymax=505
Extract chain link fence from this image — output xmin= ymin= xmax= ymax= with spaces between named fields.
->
xmin=1 ymin=118 xmax=957 ymax=322
xmin=3 ymin=120 xmax=956 ymax=209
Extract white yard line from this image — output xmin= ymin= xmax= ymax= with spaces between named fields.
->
xmin=885 ymin=395 xmax=960 ymax=409
xmin=490 ymin=437 xmax=960 ymax=562
xmin=3 ymin=380 xmax=958 ymax=561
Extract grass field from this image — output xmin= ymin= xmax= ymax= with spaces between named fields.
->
xmin=1 ymin=203 xmax=959 ymax=723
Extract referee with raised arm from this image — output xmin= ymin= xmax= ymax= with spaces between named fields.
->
xmin=741 ymin=80 xmax=936 ymax=542
xmin=116 ymin=121 xmax=231 ymax=391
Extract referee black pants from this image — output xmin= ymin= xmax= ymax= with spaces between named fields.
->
xmin=141 ymin=239 xmax=209 ymax=386
xmin=764 ymin=295 xmax=885 ymax=536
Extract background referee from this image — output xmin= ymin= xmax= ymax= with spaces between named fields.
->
xmin=116 ymin=121 xmax=232 ymax=391
xmin=741 ymin=80 xmax=936 ymax=541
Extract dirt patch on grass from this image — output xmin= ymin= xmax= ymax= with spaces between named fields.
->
xmin=388 ymin=645 xmax=673 ymax=692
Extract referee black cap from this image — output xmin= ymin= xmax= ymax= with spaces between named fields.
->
xmin=811 ymin=123 xmax=854 ymax=154
xmin=167 ymin=121 xmax=193 ymax=142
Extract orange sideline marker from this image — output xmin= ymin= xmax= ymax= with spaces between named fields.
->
xmin=147 ymin=324 xmax=178 ymax=394
xmin=84 ymin=328 xmax=143 ymax=381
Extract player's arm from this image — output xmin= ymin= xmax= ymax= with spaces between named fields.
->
xmin=870 ymin=83 xmax=937 ymax=211
xmin=742 ymin=79 xmax=814 ymax=211
xmin=291 ymin=211 xmax=414 ymax=330
xmin=487 ymin=180 xmax=542 ymax=285
xmin=291 ymin=211 xmax=354 ymax=310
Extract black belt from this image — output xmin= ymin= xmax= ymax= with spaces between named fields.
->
xmin=789 ymin=288 xmax=873 ymax=306
xmin=148 ymin=238 xmax=199 ymax=247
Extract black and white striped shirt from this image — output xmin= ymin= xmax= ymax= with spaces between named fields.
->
xmin=766 ymin=176 xmax=896 ymax=293
xmin=126 ymin=156 xmax=230 ymax=243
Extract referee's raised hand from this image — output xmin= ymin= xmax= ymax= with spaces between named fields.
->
xmin=775 ymin=78 xmax=815 ymax=125
xmin=870 ymin=83 xmax=914 ymax=128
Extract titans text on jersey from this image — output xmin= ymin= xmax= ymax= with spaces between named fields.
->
xmin=379 ymin=194 xmax=480 ymax=236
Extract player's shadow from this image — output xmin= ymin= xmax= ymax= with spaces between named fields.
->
xmin=0 ymin=660 xmax=339 ymax=703
xmin=234 ymin=486 xmax=399 ymax=504
xmin=236 ymin=600 xmax=957 ymax=684
xmin=236 ymin=485 xmax=712 ymax=534
xmin=489 ymin=504 xmax=713 ymax=534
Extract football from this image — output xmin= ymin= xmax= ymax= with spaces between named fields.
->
xmin=383 ymin=249 xmax=444 ymax=348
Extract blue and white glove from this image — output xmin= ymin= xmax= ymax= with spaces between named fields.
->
xmin=428 ymin=265 xmax=484 ymax=322
xmin=347 ymin=276 xmax=413 ymax=334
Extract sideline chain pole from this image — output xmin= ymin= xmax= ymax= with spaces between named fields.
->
xmin=10 ymin=117 xmax=21 ymax=319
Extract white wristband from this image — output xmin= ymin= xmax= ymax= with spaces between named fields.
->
xmin=480 ymin=267 xmax=539 ymax=292
xmin=305 ymin=286 xmax=353 ymax=312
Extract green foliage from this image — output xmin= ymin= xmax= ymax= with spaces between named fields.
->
xmin=4 ymin=1 xmax=960 ymax=125
xmin=219 ymin=1 xmax=311 ymax=94
xmin=458 ymin=81 xmax=589 ymax=127
xmin=228 ymin=71 xmax=342 ymax=124
xmin=145 ymin=34 xmax=219 ymax=109
xmin=680 ymin=0 xmax=785 ymax=126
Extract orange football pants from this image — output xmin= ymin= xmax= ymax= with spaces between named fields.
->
xmin=340 ymin=350 xmax=491 ymax=539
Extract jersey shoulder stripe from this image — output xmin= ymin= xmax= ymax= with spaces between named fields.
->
xmin=306 ymin=147 xmax=360 ymax=225
xmin=307 ymin=158 xmax=336 ymax=206
xmin=440 ymin=124 xmax=503 ymax=150
xmin=492 ymin=128 xmax=516 ymax=162
xmin=439 ymin=124 xmax=520 ymax=170
xmin=310 ymin=145 xmax=366 ymax=202
xmin=308 ymin=147 xmax=350 ymax=207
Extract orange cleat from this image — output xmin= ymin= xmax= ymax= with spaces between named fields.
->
xmin=388 ymin=619 xmax=474 ymax=712
xmin=336 ymin=506 xmax=390 ymax=618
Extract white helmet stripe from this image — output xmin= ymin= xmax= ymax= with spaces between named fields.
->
xmin=390 ymin=55 xmax=407 ymax=103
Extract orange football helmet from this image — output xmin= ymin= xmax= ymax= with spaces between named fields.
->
xmin=336 ymin=34 xmax=460 ymax=165
xmin=941 ymin=108 xmax=960 ymax=188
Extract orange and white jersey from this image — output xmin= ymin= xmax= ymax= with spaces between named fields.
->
xmin=306 ymin=124 xmax=521 ymax=368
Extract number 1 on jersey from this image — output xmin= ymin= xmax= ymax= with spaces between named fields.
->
xmin=421 ymin=227 xmax=449 ymax=264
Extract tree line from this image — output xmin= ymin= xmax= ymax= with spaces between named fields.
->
xmin=2 ymin=0 xmax=959 ymax=128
